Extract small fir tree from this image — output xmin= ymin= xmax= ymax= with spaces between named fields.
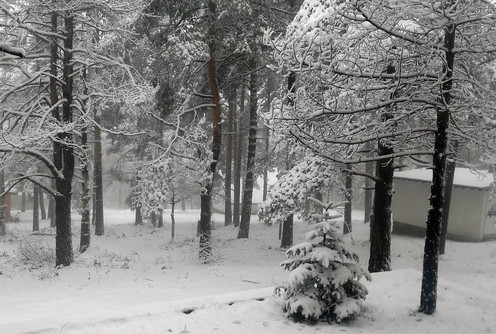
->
xmin=278 ymin=204 xmax=371 ymax=323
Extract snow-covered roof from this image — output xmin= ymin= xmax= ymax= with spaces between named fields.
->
xmin=394 ymin=168 xmax=494 ymax=189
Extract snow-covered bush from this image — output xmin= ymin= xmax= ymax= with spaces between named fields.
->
xmin=278 ymin=210 xmax=371 ymax=323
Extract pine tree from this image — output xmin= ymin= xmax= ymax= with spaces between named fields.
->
xmin=278 ymin=205 xmax=371 ymax=323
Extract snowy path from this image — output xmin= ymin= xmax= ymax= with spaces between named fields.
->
xmin=3 ymin=270 xmax=495 ymax=334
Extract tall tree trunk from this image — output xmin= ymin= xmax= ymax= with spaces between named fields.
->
xmin=368 ymin=120 xmax=394 ymax=273
xmin=279 ymin=72 xmax=297 ymax=243
xmin=420 ymin=15 xmax=455 ymax=314
xmin=224 ymin=89 xmax=235 ymax=226
xmin=79 ymin=131 xmax=91 ymax=253
xmin=33 ymin=186 xmax=40 ymax=232
xmin=79 ymin=70 xmax=91 ymax=254
xmin=93 ymin=112 xmax=104 ymax=236
xmin=39 ymin=188 xmax=46 ymax=220
xmin=150 ymin=211 xmax=157 ymax=227
xmin=343 ymin=164 xmax=353 ymax=234
xmin=233 ymin=87 xmax=245 ymax=227
xmin=200 ymin=0 xmax=222 ymax=260
xmin=135 ymin=206 xmax=143 ymax=226
xmin=439 ymin=141 xmax=457 ymax=255
xmin=280 ymin=215 xmax=293 ymax=248
xmin=364 ymin=143 xmax=374 ymax=224
xmin=54 ymin=13 xmax=75 ymax=267
xmin=49 ymin=183 xmax=55 ymax=227
xmin=0 ymin=170 xmax=5 ymax=236
xmin=237 ymin=57 xmax=258 ymax=239
xmin=157 ymin=209 xmax=164 ymax=228
xmin=262 ymin=74 xmax=274 ymax=202
xmin=21 ymin=190 xmax=26 ymax=212
xmin=48 ymin=11 xmax=58 ymax=230
xmin=171 ymin=196 xmax=176 ymax=243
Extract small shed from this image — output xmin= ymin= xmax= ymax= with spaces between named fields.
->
xmin=392 ymin=168 xmax=496 ymax=241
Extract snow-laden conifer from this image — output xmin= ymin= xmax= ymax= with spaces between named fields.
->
xmin=278 ymin=206 xmax=371 ymax=323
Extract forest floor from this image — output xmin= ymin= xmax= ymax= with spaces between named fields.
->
xmin=0 ymin=209 xmax=495 ymax=333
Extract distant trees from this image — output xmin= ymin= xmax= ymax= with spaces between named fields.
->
xmin=0 ymin=0 xmax=148 ymax=265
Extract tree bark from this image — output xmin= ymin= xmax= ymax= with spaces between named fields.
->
xmin=79 ymin=131 xmax=91 ymax=253
xmin=79 ymin=69 xmax=91 ymax=254
xmin=135 ymin=205 xmax=143 ymax=226
xmin=368 ymin=120 xmax=394 ymax=273
xmin=54 ymin=13 xmax=75 ymax=267
xmin=439 ymin=141 xmax=457 ymax=255
xmin=343 ymin=164 xmax=353 ymax=235
xmin=364 ymin=143 xmax=374 ymax=224
xmin=93 ymin=111 xmax=104 ymax=236
xmin=48 ymin=10 xmax=57 ymax=230
xmin=157 ymin=209 xmax=164 ymax=228
xmin=420 ymin=15 xmax=455 ymax=314
xmin=39 ymin=188 xmax=46 ymax=220
xmin=0 ymin=171 xmax=5 ymax=236
xmin=233 ymin=87 xmax=245 ymax=227
xmin=237 ymin=57 xmax=258 ymax=239
xmin=171 ymin=196 xmax=176 ymax=243
xmin=224 ymin=89 xmax=235 ymax=226
xmin=150 ymin=211 xmax=157 ymax=227
xmin=21 ymin=190 xmax=26 ymax=212
xmin=262 ymin=75 xmax=274 ymax=202
xmin=49 ymin=180 xmax=55 ymax=227
xmin=200 ymin=0 xmax=222 ymax=260
xmin=280 ymin=214 xmax=293 ymax=248
xmin=33 ymin=186 xmax=40 ymax=232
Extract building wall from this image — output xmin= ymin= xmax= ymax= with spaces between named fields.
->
xmin=482 ymin=193 xmax=496 ymax=239
xmin=392 ymin=178 xmax=487 ymax=241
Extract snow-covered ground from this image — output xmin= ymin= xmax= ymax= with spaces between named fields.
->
xmin=0 ymin=209 xmax=495 ymax=333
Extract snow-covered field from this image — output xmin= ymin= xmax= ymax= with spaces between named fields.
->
xmin=1 ymin=209 xmax=495 ymax=333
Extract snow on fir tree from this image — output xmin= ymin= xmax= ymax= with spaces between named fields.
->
xmin=258 ymin=155 xmax=341 ymax=226
xmin=277 ymin=203 xmax=371 ymax=323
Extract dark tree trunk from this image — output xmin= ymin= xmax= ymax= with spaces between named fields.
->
xmin=79 ymin=71 xmax=91 ymax=254
xmin=233 ymin=87 xmax=245 ymax=227
xmin=93 ymin=112 xmax=104 ymax=236
xmin=224 ymin=89 xmax=234 ymax=226
xmin=79 ymin=142 xmax=91 ymax=253
xmin=54 ymin=13 xmax=75 ymax=267
xmin=439 ymin=141 xmax=457 ymax=255
xmin=420 ymin=17 xmax=455 ymax=315
xmin=49 ymin=181 xmax=55 ymax=227
xmin=171 ymin=196 xmax=176 ymax=243
xmin=0 ymin=171 xmax=5 ymax=236
xmin=48 ymin=11 xmax=58 ymax=230
xmin=262 ymin=75 xmax=274 ymax=202
xmin=150 ymin=211 xmax=157 ymax=227
xmin=364 ymin=143 xmax=374 ymax=224
xmin=368 ymin=125 xmax=394 ymax=273
xmin=343 ymin=164 xmax=353 ymax=235
xmin=135 ymin=206 xmax=143 ymax=226
xmin=39 ymin=188 xmax=46 ymax=220
xmin=280 ymin=214 xmax=293 ymax=248
xmin=157 ymin=209 xmax=164 ymax=228
xmin=181 ymin=200 xmax=186 ymax=211
xmin=21 ymin=190 xmax=26 ymax=212
xmin=237 ymin=57 xmax=258 ymax=239
xmin=33 ymin=186 xmax=40 ymax=232
xmin=91 ymin=194 xmax=96 ymax=225
xmin=200 ymin=1 xmax=222 ymax=260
